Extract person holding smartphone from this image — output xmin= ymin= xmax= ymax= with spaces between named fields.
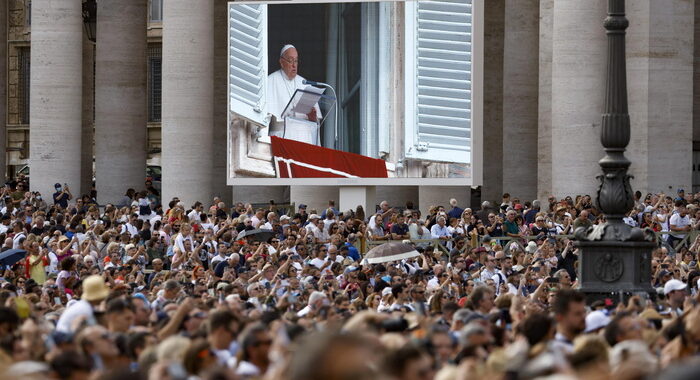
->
xmin=52 ymin=183 xmax=72 ymax=209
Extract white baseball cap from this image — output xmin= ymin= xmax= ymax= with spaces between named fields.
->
xmin=585 ymin=310 xmax=610 ymax=333
xmin=663 ymin=279 xmax=687 ymax=295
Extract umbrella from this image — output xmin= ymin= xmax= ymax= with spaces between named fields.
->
xmin=236 ymin=229 xmax=276 ymax=243
xmin=365 ymin=242 xmax=420 ymax=264
xmin=0 ymin=249 xmax=27 ymax=267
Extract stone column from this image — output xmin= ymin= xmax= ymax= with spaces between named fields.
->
xmin=0 ymin=3 xmax=6 ymax=179
xmin=502 ymin=0 xmax=538 ymax=201
xmin=625 ymin=0 xmax=693 ymax=194
xmin=289 ymin=186 xmax=339 ymax=214
xmin=550 ymin=0 xmax=607 ymax=198
xmin=95 ymin=0 xmax=147 ymax=204
xmin=213 ymin=0 xmax=230 ymax=204
xmin=418 ymin=186 xmax=471 ymax=217
xmin=537 ymin=0 xmax=554 ymax=200
xmin=231 ymin=186 xmax=289 ymax=205
xmin=375 ymin=186 xmax=418 ymax=213
xmin=481 ymin=0 xmax=504 ymax=204
xmin=81 ymin=35 xmax=94 ymax=196
xmin=29 ymin=0 xmax=83 ymax=196
xmin=647 ymin=0 xmax=694 ymax=193
xmin=695 ymin=2 xmax=700 ymax=149
xmin=339 ymin=187 xmax=376 ymax=216
xmin=162 ymin=0 xmax=214 ymax=206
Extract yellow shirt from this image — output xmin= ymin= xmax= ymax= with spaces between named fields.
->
xmin=29 ymin=254 xmax=46 ymax=285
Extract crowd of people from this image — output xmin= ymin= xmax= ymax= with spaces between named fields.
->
xmin=1 ymin=176 xmax=700 ymax=380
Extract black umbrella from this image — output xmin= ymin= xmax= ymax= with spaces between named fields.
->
xmin=365 ymin=242 xmax=419 ymax=264
xmin=0 ymin=249 xmax=27 ymax=267
xmin=236 ymin=229 xmax=276 ymax=243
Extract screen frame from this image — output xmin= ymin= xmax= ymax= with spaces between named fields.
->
xmin=227 ymin=0 xmax=484 ymax=186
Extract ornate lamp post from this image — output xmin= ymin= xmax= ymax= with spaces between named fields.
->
xmin=575 ymin=0 xmax=655 ymax=297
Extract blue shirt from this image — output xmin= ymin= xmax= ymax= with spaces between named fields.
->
xmin=345 ymin=242 xmax=360 ymax=261
xmin=430 ymin=224 xmax=450 ymax=238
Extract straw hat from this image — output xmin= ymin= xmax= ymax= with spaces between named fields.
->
xmin=82 ymin=275 xmax=110 ymax=302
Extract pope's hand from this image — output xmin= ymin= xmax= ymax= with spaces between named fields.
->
xmin=307 ymin=108 xmax=317 ymax=122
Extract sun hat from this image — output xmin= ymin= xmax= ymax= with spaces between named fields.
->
xmin=82 ymin=275 xmax=110 ymax=302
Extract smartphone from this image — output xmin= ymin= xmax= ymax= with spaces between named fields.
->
xmin=661 ymin=264 xmax=669 ymax=269
xmin=546 ymin=277 xmax=559 ymax=284
xmin=54 ymin=297 xmax=62 ymax=305
xmin=208 ymin=289 xmax=215 ymax=297
xmin=532 ymin=266 xmax=541 ymax=272
xmin=325 ymin=275 xmax=334 ymax=280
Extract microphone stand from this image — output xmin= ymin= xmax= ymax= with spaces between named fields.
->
xmin=304 ymin=80 xmax=339 ymax=150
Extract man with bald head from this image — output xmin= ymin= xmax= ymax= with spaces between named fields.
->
xmin=267 ymin=44 xmax=322 ymax=144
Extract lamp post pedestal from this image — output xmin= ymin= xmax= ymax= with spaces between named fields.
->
xmin=576 ymin=237 xmax=655 ymax=295
xmin=574 ymin=0 xmax=656 ymax=303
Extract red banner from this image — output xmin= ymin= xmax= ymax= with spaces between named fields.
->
xmin=271 ymin=136 xmax=388 ymax=178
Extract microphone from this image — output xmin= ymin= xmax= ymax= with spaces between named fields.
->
xmin=302 ymin=79 xmax=330 ymax=87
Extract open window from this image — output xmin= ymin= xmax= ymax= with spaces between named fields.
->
xmin=404 ymin=0 xmax=472 ymax=164
xmin=229 ymin=3 xmax=269 ymax=127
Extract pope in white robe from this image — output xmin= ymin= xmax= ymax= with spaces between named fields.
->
xmin=267 ymin=44 xmax=322 ymax=145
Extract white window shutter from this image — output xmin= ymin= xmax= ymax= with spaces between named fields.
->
xmin=229 ymin=3 xmax=269 ymax=126
xmin=404 ymin=0 xmax=471 ymax=164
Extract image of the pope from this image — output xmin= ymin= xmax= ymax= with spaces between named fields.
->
xmin=267 ymin=44 xmax=323 ymax=145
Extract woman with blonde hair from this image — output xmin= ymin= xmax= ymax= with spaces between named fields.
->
xmin=365 ymin=292 xmax=382 ymax=310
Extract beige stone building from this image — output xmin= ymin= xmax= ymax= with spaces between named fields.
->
xmin=2 ymin=0 xmax=700 ymax=214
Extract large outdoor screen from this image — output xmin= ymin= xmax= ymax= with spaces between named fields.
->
xmin=228 ymin=0 xmax=477 ymax=183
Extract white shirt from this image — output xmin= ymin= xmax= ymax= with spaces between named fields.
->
xmin=211 ymin=254 xmax=227 ymax=267
xmin=121 ymin=223 xmax=138 ymax=237
xmin=623 ymin=216 xmax=638 ymax=227
xmin=12 ymin=232 xmax=25 ymax=249
xmin=297 ymin=304 xmax=314 ymax=317
xmin=480 ymin=267 xmax=498 ymax=283
xmin=187 ymin=209 xmax=201 ymax=223
xmin=309 ymin=257 xmax=326 ymax=269
xmin=311 ymin=224 xmax=328 ymax=242
xmin=174 ymin=233 xmax=194 ymax=254
xmin=669 ymin=213 xmax=691 ymax=238
xmin=47 ymin=251 xmax=59 ymax=274
xmin=56 ymin=299 xmax=95 ymax=333
xmin=427 ymin=277 xmax=441 ymax=290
